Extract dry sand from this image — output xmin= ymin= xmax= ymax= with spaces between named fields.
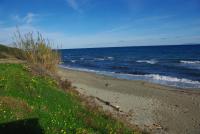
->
xmin=57 ymin=67 xmax=200 ymax=134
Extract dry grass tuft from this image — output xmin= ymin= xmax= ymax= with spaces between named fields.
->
xmin=13 ymin=30 xmax=60 ymax=73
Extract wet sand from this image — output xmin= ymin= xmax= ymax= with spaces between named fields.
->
xmin=58 ymin=67 xmax=200 ymax=134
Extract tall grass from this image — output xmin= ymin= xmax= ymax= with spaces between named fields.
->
xmin=13 ymin=30 xmax=60 ymax=72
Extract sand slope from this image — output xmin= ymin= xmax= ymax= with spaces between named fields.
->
xmin=58 ymin=68 xmax=200 ymax=134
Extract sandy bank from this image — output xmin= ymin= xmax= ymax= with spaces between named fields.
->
xmin=58 ymin=67 xmax=200 ymax=134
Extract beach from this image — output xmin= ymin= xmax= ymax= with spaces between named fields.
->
xmin=58 ymin=67 xmax=200 ymax=134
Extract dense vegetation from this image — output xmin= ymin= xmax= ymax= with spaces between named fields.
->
xmin=0 ymin=64 xmax=136 ymax=134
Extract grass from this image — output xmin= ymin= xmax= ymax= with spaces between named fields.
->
xmin=0 ymin=63 xmax=137 ymax=134
xmin=0 ymin=44 xmax=20 ymax=59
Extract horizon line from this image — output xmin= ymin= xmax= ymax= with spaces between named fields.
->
xmin=58 ymin=43 xmax=200 ymax=50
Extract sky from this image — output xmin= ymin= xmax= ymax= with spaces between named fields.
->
xmin=0 ymin=0 xmax=200 ymax=49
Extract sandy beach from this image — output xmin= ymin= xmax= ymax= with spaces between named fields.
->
xmin=58 ymin=67 xmax=200 ymax=134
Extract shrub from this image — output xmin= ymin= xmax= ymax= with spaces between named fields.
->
xmin=59 ymin=79 xmax=72 ymax=91
xmin=13 ymin=30 xmax=60 ymax=72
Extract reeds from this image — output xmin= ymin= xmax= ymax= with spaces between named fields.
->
xmin=13 ymin=30 xmax=60 ymax=73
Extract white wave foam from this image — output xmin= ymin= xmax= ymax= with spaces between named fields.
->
xmin=144 ymin=74 xmax=200 ymax=85
xmin=59 ymin=65 xmax=200 ymax=89
xmin=180 ymin=60 xmax=200 ymax=64
xmin=136 ymin=59 xmax=157 ymax=64
xmin=107 ymin=57 xmax=114 ymax=60
xmin=94 ymin=57 xmax=114 ymax=61
xmin=71 ymin=60 xmax=76 ymax=63
xmin=94 ymin=58 xmax=105 ymax=61
xmin=180 ymin=60 xmax=200 ymax=70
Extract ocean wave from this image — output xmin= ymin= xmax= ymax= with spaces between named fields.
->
xmin=180 ymin=60 xmax=200 ymax=64
xmin=107 ymin=57 xmax=114 ymax=60
xmin=71 ymin=60 xmax=76 ymax=63
xmin=115 ymin=73 xmax=200 ymax=88
xmin=94 ymin=58 xmax=105 ymax=61
xmin=144 ymin=74 xmax=200 ymax=85
xmin=80 ymin=58 xmax=84 ymax=60
xmin=180 ymin=60 xmax=200 ymax=70
xmin=94 ymin=57 xmax=114 ymax=61
xmin=136 ymin=59 xmax=158 ymax=64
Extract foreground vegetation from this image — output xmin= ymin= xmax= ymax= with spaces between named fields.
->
xmin=0 ymin=63 xmax=136 ymax=133
xmin=0 ymin=31 xmax=138 ymax=133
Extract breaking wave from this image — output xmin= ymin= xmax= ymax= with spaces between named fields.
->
xmin=136 ymin=59 xmax=158 ymax=64
xmin=180 ymin=60 xmax=200 ymax=64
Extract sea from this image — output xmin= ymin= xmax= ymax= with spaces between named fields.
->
xmin=59 ymin=44 xmax=200 ymax=89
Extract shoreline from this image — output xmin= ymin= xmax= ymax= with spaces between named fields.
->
xmin=59 ymin=65 xmax=200 ymax=90
xmin=59 ymin=65 xmax=200 ymax=91
xmin=58 ymin=67 xmax=200 ymax=134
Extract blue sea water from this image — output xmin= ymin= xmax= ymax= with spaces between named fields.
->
xmin=59 ymin=45 xmax=200 ymax=89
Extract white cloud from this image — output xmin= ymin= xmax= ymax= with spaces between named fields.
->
xmin=11 ymin=12 xmax=38 ymax=24
xmin=66 ymin=0 xmax=92 ymax=13
xmin=66 ymin=0 xmax=80 ymax=12
xmin=24 ymin=13 xmax=36 ymax=24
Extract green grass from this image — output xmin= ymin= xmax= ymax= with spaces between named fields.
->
xmin=0 ymin=64 xmax=136 ymax=134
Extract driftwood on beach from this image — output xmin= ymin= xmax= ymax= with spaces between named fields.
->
xmin=95 ymin=96 xmax=121 ymax=112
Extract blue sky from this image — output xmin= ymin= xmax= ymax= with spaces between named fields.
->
xmin=0 ymin=0 xmax=200 ymax=48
